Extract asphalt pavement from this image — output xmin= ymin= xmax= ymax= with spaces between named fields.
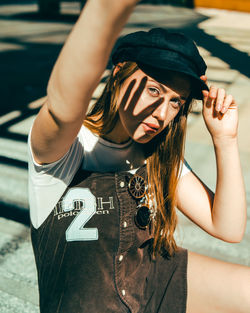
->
xmin=0 ymin=2 xmax=250 ymax=312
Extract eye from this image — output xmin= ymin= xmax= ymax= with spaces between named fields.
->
xmin=170 ymin=98 xmax=182 ymax=109
xmin=148 ymin=87 xmax=160 ymax=97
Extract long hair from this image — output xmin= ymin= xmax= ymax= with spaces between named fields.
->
xmin=84 ymin=62 xmax=194 ymax=257
xmin=84 ymin=62 xmax=139 ymax=135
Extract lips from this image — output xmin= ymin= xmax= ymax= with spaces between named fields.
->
xmin=142 ymin=122 xmax=160 ymax=133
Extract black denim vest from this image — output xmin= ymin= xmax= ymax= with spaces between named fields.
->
xmin=31 ymin=165 xmax=187 ymax=313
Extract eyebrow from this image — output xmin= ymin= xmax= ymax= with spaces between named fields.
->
xmin=148 ymin=79 xmax=187 ymax=101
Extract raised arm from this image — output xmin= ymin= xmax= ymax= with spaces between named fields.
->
xmin=31 ymin=0 xmax=138 ymax=164
xmin=177 ymin=82 xmax=247 ymax=243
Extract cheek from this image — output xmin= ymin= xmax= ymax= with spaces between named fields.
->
xmin=118 ymin=110 xmax=137 ymax=134
xmin=162 ymin=109 xmax=180 ymax=127
xmin=132 ymin=93 xmax=150 ymax=115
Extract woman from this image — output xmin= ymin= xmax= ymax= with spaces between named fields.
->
xmin=28 ymin=0 xmax=250 ymax=312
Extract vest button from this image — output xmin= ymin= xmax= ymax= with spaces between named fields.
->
xmin=122 ymin=289 xmax=126 ymax=296
xmin=119 ymin=255 xmax=123 ymax=262
xmin=120 ymin=181 xmax=125 ymax=188
xmin=123 ymin=221 xmax=127 ymax=228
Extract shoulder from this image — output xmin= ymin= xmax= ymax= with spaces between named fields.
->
xmin=27 ymin=124 xmax=87 ymax=182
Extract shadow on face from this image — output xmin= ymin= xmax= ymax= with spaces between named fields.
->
xmin=137 ymin=63 xmax=194 ymax=98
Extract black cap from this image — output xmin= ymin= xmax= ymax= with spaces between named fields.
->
xmin=112 ymin=28 xmax=208 ymax=99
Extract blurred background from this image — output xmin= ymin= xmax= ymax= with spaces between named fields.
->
xmin=0 ymin=0 xmax=250 ymax=312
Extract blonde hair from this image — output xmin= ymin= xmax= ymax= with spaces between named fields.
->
xmin=84 ymin=62 xmax=138 ymax=135
xmin=84 ymin=62 xmax=193 ymax=257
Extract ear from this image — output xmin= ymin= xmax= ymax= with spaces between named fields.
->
xmin=113 ymin=62 xmax=125 ymax=77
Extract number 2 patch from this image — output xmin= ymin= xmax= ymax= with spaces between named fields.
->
xmin=63 ymin=188 xmax=98 ymax=242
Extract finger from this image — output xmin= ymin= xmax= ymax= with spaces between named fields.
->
xmin=221 ymin=95 xmax=236 ymax=114
xmin=215 ymin=88 xmax=226 ymax=112
xmin=200 ymin=75 xmax=208 ymax=84
xmin=205 ymin=85 xmax=217 ymax=108
xmin=201 ymin=90 xmax=209 ymax=109
xmin=209 ymin=85 xmax=217 ymax=98
xmin=229 ymin=97 xmax=237 ymax=108
xmin=202 ymin=90 xmax=209 ymax=101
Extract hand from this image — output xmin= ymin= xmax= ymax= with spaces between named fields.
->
xmin=200 ymin=76 xmax=238 ymax=143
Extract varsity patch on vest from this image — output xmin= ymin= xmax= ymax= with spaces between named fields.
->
xmin=50 ymin=169 xmax=120 ymax=245
xmin=53 ymin=187 xmax=116 ymax=241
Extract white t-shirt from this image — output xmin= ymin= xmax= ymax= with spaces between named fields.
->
xmin=28 ymin=125 xmax=191 ymax=229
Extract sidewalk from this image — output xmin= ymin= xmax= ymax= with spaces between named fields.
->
xmin=0 ymin=2 xmax=250 ymax=312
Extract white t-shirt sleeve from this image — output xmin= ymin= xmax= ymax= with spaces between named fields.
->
xmin=179 ymin=159 xmax=192 ymax=179
xmin=28 ymin=127 xmax=84 ymax=229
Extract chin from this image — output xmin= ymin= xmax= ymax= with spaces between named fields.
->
xmin=132 ymin=134 xmax=155 ymax=144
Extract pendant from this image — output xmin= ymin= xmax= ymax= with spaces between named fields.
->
xmin=128 ymin=174 xmax=146 ymax=199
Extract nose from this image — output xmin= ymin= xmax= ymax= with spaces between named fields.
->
xmin=152 ymin=100 xmax=169 ymax=121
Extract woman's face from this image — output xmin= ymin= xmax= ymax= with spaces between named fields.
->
xmin=109 ymin=68 xmax=191 ymax=144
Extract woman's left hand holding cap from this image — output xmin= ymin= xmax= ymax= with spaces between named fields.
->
xmin=200 ymin=75 xmax=238 ymax=143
